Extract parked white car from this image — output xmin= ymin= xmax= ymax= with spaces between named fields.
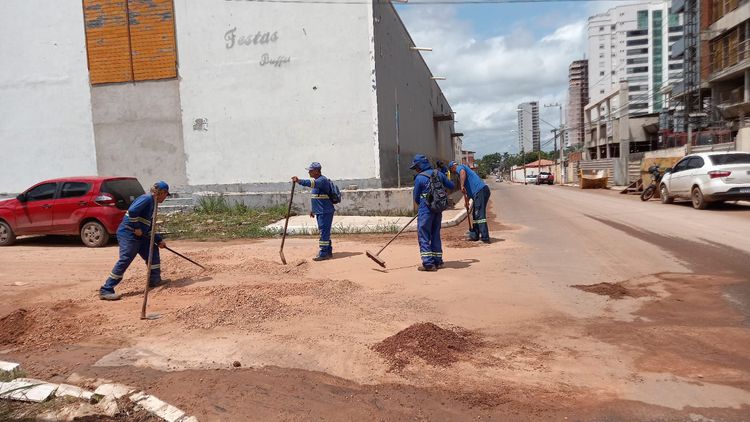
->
xmin=525 ymin=174 xmax=538 ymax=184
xmin=659 ymin=151 xmax=750 ymax=209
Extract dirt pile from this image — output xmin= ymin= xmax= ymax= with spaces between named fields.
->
xmin=372 ymin=322 xmax=479 ymax=370
xmin=0 ymin=301 xmax=101 ymax=349
xmin=572 ymin=282 xmax=636 ymax=299
xmin=175 ymin=287 xmax=290 ymax=329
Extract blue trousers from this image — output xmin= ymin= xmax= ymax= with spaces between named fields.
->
xmin=417 ymin=209 xmax=443 ymax=268
xmin=101 ymin=230 xmax=161 ymax=294
xmin=316 ymin=212 xmax=334 ymax=256
xmin=471 ymin=186 xmax=491 ymax=241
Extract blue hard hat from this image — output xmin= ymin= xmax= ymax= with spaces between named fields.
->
xmin=448 ymin=161 xmax=457 ymax=168
xmin=306 ymin=162 xmax=322 ymax=171
xmin=154 ymin=181 xmax=169 ymax=192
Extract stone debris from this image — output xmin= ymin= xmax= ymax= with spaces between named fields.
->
xmin=130 ymin=391 xmax=189 ymax=422
xmin=94 ymin=382 xmax=135 ymax=399
xmin=0 ymin=378 xmax=58 ymax=402
xmin=55 ymin=383 xmax=94 ymax=401
xmin=97 ymin=395 xmax=120 ymax=417
xmin=0 ymin=360 xmax=22 ymax=380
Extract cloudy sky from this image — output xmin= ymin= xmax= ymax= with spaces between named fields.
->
xmin=396 ymin=1 xmax=635 ymax=157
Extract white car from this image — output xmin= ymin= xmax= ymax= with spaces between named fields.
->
xmin=525 ymin=174 xmax=538 ymax=184
xmin=659 ymin=151 xmax=750 ymax=209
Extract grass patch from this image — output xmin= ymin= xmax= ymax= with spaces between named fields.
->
xmin=161 ymin=196 xmax=287 ymax=240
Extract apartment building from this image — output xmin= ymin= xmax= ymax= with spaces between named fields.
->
xmin=567 ymin=60 xmax=589 ymax=148
xmin=517 ymin=102 xmax=541 ymax=152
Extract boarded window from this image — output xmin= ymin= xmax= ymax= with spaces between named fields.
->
xmin=83 ymin=0 xmax=177 ymax=85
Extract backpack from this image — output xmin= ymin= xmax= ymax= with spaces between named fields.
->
xmin=328 ymin=181 xmax=342 ymax=204
xmin=420 ymin=170 xmax=449 ymax=213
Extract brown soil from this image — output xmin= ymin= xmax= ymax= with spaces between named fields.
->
xmin=0 ymin=301 xmax=105 ymax=349
xmin=572 ymin=282 xmax=636 ymax=299
xmin=372 ymin=322 xmax=480 ymax=371
xmin=175 ymin=286 xmax=290 ymax=329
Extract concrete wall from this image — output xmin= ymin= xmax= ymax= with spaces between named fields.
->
xmin=173 ymin=0 xmax=380 ymax=188
xmin=92 ymin=80 xmax=188 ymax=190
xmin=200 ymin=187 xmax=416 ymax=215
xmin=372 ymin=2 xmax=455 ymax=187
xmin=0 ymin=0 xmax=97 ymax=193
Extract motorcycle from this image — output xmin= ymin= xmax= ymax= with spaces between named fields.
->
xmin=640 ymin=165 xmax=663 ymax=201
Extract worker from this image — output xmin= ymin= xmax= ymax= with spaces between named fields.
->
xmin=99 ymin=181 xmax=170 ymax=301
xmin=292 ymin=162 xmax=335 ymax=261
xmin=436 ymin=160 xmax=451 ymax=179
xmin=411 ymin=154 xmax=455 ymax=271
xmin=449 ymin=161 xmax=491 ymax=243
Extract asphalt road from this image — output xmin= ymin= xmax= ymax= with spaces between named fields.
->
xmin=494 ymin=181 xmax=750 ymax=322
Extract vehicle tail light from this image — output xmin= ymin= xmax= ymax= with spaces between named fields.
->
xmin=94 ymin=194 xmax=116 ymax=206
xmin=708 ymin=171 xmax=731 ymax=179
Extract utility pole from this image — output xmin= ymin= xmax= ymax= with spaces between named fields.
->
xmin=544 ymin=102 xmax=564 ymax=184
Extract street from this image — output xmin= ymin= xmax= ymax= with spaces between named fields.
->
xmin=2 ymin=182 xmax=750 ymax=420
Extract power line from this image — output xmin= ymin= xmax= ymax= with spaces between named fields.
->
xmin=229 ymin=0 xmax=641 ymax=4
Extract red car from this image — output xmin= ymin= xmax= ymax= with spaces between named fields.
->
xmin=0 ymin=177 xmax=144 ymax=247
xmin=536 ymin=172 xmax=555 ymax=185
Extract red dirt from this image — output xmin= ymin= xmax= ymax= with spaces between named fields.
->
xmin=372 ymin=322 xmax=480 ymax=371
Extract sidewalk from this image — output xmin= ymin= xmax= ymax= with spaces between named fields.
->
xmin=266 ymin=202 xmax=470 ymax=235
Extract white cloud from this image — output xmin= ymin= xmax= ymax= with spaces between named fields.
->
xmin=399 ymin=6 xmax=588 ymax=156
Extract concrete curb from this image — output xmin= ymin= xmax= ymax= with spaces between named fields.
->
xmin=266 ymin=200 xmax=471 ymax=235
xmin=0 ymin=361 xmax=199 ymax=421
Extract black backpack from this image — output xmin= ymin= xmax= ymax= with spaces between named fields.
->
xmin=420 ymin=170 xmax=449 ymax=213
xmin=328 ymin=181 xmax=342 ymax=204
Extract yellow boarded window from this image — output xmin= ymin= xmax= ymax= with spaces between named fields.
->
xmin=83 ymin=0 xmax=177 ymax=85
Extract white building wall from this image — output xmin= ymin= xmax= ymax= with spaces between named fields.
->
xmin=0 ymin=0 xmax=97 ymax=193
xmin=173 ymin=0 xmax=380 ymax=188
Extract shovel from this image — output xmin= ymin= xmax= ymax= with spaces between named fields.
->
xmin=365 ymin=214 xmax=418 ymax=268
xmin=279 ymin=181 xmax=296 ymax=265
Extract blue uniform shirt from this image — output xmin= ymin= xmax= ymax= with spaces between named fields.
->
xmin=120 ymin=194 xmax=163 ymax=243
xmin=456 ymin=164 xmax=487 ymax=199
xmin=298 ymin=175 xmax=336 ymax=215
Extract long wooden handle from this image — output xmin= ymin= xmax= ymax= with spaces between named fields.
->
xmin=163 ymin=245 xmax=206 ymax=270
xmin=376 ymin=214 xmax=418 ymax=256
xmin=280 ymin=182 xmax=296 ymax=250
xmin=141 ymin=194 xmax=159 ymax=319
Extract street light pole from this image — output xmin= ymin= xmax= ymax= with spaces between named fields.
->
xmin=544 ymin=102 xmax=564 ymax=184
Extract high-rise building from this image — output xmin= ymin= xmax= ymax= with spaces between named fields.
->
xmin=517 ymin=101 xmax=540 ymax=152
xmin=704 ymin=0 xmax=749 ymax=128
xmin=587 ymin=1 xmax=684 ymax=115
xmin=567 ymin=60 xmax=589 ymax=148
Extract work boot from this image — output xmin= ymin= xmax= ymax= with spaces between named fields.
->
xmin=481 ymin=239 xmax=491 ymax=244
xmin=148 ymin=279 xmax=167 ymax=289
xmin=417 ymin=265 xmax=437 ymax=272
xmin=313 ymin=254 xmax=332 ymax=262
xmin=436 ymin=263 xmax=445 ymax=269
xmin=99 ymin=292 xmax=121 ymax=301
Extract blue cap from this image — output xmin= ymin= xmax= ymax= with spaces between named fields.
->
xmin=154 ymin=181 xmax=169 ymax=192
xmin=409 ymin=154 xmax=430 ymax=170
xmin=306 ymin=162 xmax=322 ymax=171
xmin=448 ymin=161 xmax=457 ymax=168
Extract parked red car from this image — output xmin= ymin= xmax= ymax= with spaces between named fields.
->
xmin=0 ymin=177 xmax=144 ymax=247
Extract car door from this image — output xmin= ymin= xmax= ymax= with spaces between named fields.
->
xmin=51 ymin=181 xmax=93 ymax=234
xmin=666 ymin=157 xmax=692 ymax=196
xmin=685 ymin=156 xmax=706 ymax=191
xmin=14 ymin=182 xmax=58 ymax=234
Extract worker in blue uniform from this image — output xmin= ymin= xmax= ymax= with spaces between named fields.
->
xmin=411 ymin=154 xmax=455 ymax=271
xmin=100 ymin=181 xmax=170 ymax=301
xmin=449 ymin=161 xmax=491 ymax=243
xmin=292 ymin=162 xmax=335 ymax=261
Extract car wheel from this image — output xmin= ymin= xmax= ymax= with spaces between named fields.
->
xmin=660 ymin=185 xmax=674 ymax=204
xmin=0 ymin=221 xmax=16 ymax=246
xmin=691 ymin=186 xmax=708 ymax=210
xmin=80 ymin=221 xmax=110 ymax=247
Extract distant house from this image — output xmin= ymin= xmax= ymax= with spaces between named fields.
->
xmin=461 ymin=150 xmax=477 ymax=169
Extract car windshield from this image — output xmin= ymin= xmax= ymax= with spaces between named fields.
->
xmin=709 ymin=153 xmax=750 ymax=165
xmin=101 ymin=179 xmax=145 ymax=210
